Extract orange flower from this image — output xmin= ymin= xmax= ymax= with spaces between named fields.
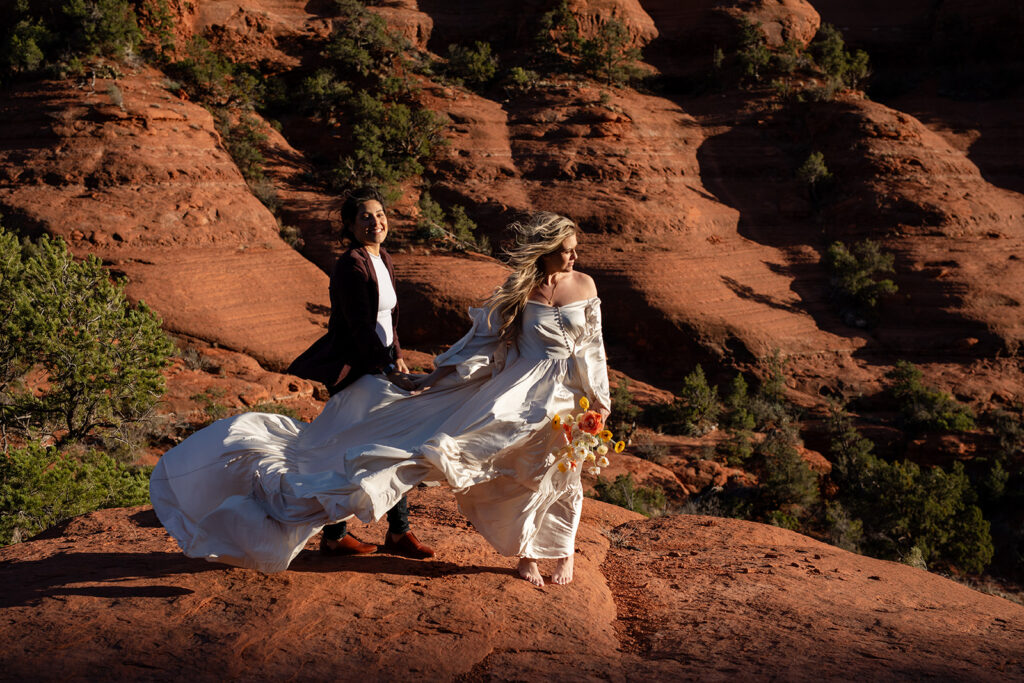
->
xmin=577 ymin=410 xmax=604 ymax=435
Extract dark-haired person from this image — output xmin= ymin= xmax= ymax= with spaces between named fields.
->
xmin=287 ymin=187 xmax=433 ymax=559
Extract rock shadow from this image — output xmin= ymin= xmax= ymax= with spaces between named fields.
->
xmin=288 ymin=552 xmax=513 ymax=580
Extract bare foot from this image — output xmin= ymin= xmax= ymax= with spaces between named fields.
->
xmin=551 ymin=555 xmax=574 ymax=585
xmin=517 ymin=557 xmax=544 ymax=587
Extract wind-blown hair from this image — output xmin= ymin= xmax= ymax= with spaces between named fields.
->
xmin=486 ymin=212 xmax=578 ymax=341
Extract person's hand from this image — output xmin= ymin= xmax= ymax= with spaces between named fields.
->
xmin=386 ymin=371 xmax=420 ymax=392
xmin=334 ymin=364 xmax=351 ymax=386
xmin=599 ymin=407 xmax=611 ymax=421
xmin=395 ymin=357 xmax=410 ymax=374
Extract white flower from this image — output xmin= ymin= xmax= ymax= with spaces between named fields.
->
xmin=597 ymin=444 xmax=608 ymax=455
xmin=584 ymin=451 xmax=596 ymax=462
xmin=588 ymin=466 xmax=601 ymax=476
xmin=597 ymin=456 xmax=609 ymax=468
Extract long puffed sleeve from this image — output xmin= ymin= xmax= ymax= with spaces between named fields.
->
xmin=573 ymin=299 xmax=611 ymax=413
xmin=433 ymin=306 xmax=508 ymax=381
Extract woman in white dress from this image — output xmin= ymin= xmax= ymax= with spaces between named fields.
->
xmin=150 ymin=212 xmax=610 ymax=586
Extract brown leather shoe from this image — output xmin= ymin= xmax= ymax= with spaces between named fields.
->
xmin=320 ymin=533 xmax=377 ymax=555
xmin=382 ymin=531 xmax=435 ymax=559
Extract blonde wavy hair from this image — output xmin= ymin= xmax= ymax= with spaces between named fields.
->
xmin=486 ymin=212 xmax=578 ymax=341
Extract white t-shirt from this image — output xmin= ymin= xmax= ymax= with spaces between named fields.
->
xmin=368 ymin=252 xmax=396 ymax=347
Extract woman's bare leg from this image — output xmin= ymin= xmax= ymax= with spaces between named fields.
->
xmin=517 ymin=557 xmax=544 ymax=586
xmin=551 ymin=554 xmax=574 ymax=585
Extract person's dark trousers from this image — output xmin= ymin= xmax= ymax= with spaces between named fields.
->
xmin=322 ymin=348 xmax=409 ymax=542
xmin=322 ymin=497 xmax=410 ymax=540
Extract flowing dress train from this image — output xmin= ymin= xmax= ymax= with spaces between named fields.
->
xmin=150 ymin=298 xmax=610 ymax=572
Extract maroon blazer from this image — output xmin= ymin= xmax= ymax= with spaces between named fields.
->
xmin=288 ymin=245 xmax=402 ymax=391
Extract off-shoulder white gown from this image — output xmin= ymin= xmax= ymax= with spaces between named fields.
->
xmin=150 ymin=298 xmax=610 ymax=573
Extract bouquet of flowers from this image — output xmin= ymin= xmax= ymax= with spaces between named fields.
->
xmin=551 ymin=396 xmax=625 ymax=476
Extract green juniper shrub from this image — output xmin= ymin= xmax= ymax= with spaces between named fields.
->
xmin=758 ymin=423 xmax=819 ymax=513
xmin=0 ymin=442 xmax=151 ymax=545
xmin=327 ymin=0 xmax=408 ymax=80
xmin=332 ymin=92 xmax=447 ymax=191
xmin=810 ymin=23 xmax=870 ymax=91
xmin=592 ymin=473 xmax=667 ymax=517
xmin=825 ymin=240 xmax=898 ymax=326
xmin=445 ymin=41 xmax=499 ymax=90
xmin=885 ymin=361 xmax=975 ymax=433
xmin=0 ymin=227 xmax=173 ymax=446
xmin=824 ymin=500 xmax=864 ymax=553
xmin=413 ymin=192 xmax=486 ymax=253
xmin=717 ymin=429 xmax=755 ymax=467
xmin=648 ymin=365 xmax=721 ymax=436
xmin=534 ymin=0 xmax=581 ymax=69
xmin=579 ymin=18 xmax=643 ymax=85
xmin=827 ymin=404 xmax=993 ymax=573
xmin=796 ymin=150 xmax=833 ymax=205
xmin=1 ymin=0 xmax=143 ymax=80
xmin=503 ymin=66 xmax=539 ymax=96
xmin=213 ymin=110 xmax=268 ymax=183
xmin=164 ymin=35 xmax=263 ymax=108
xmin=736 ymin=19 xmax=771 ymax=85
xmin=722 ymin=373 xmax=756 ymax=432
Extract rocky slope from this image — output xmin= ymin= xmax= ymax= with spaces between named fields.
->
xmin=1 ymin=491 xmax=1022 ymax=681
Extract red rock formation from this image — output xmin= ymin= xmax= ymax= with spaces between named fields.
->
xmin=0 ymin=69 xmax=330 ymax=371
xmin=1 ymin=495 xmax=1021 ymax=679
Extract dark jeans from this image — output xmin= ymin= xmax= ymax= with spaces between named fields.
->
xmin=323 ymin=345 xmax=407 ymax=541
xmin=323 ymin=496 xmax=409 ymax=540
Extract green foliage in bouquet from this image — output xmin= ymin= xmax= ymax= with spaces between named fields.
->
xmin=0 ymin=226 xmax=173 ymax=445
xmin=885 ymin=361 xmax=975 ymax=433
xmin=0 ymin=442 xmax=151 ymax=545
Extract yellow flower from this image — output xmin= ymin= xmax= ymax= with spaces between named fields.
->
xmin=614 ymin=440 xmax=626 ymax=453
xmin=579 ymin=396 xmax=590 ymax=410
xmin=599 ymin=430 xmax=613 ymax=442
xmin=551 ymin=414 xmax=561 ymax=429
xmin=557 ymin=461 xmax=569 ymax=473
xmin=585 ymin=452 xmax=596 ymax=462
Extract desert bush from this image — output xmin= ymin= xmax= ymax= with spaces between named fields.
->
xmin=592 ymin=473 xmax=667 ymax=517
xmin=445 ymin=41 xmax=498 ymax=89
xmin=826 ymin=240 xmax=897 ymax=324
xmin=213 ymin=111 xmax=268 ymax=183
xmin=327 ymin=0 xmax=407 ymax=79
xmin=164 ymin=36 xmax=263 ymax=108
xmin=648 ymin=365 xmax=721 ymax=436
xmin=535 ymin=0 xmax=581 ymax=67
xmin=503 ymin=66 xmax=539 ymax=96
xmin=722 ymin=373 xmax=756 ymax=431
xmin=0 ymin=227 xmax=173 ymax=446
xmin=828 ymin=404 xmax=993 ymax=573
xmin=629 ymin=434 xmax=668 ymax=466
xmin=579 ymin=18 xmax=642 ymax=85
xmin=796 ymin=150 xmax=833 ymax=204
xmin=332 ymin=92 xmax=446 ymax=191
xmin=190 ymin=387 xmax=229 ymax=424
xmin=413 ymin=192 xmax=486 ymax=253
xmin=244 ymin=402 xmax=301 ymax=420
xmin=810 ymin=23 xmax=870 ymax=90
xmin=759 ymin=425 xmax=819 ymax=512
xmin=736 ymin=19 xmax=771 ymax=85
xmin=0 ymin=442 xmax=151 ymax=545
xmin=885 ymin=361 xmax=975 ymax=433
xmin=1 ymin=0 xmax=143 ymax=78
